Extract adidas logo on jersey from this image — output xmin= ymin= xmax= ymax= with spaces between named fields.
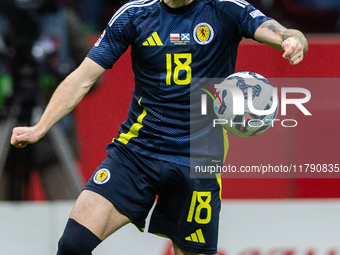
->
xmin=185 ymin=229 xmax=205 ymax=243
xmin=143 ymin=32 xmax=163 ymax=46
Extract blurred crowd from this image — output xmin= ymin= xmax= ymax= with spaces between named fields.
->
xmin=59 ymin=0 xmax=340 ymax=33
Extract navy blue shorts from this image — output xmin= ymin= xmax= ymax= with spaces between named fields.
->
xmin=85 ymin=141 xmax=221 ymax=254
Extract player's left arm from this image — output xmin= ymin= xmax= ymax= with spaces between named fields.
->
xmin=254 ymin=19 xmax=308 ymax=65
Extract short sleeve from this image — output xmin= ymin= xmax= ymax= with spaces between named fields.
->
xmin=236 ymin=3 xmax=272 ymax=39
xmin=87 ymin=8 xmax=133 ymax=69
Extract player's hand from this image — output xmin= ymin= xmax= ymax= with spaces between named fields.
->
xmin=282 ymin=37 xmax=304 ymax=65
xmin=11 ymin=126 xmax=44 ymax=148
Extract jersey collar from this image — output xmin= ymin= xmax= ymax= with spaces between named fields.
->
xmin=160 ymin=0 xmax=200 ymax=14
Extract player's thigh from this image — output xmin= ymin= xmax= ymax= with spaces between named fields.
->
xmin=69 ymin=189 xmax=131 ymax=240
xmin=173 ymin=243 xmax=215 ymax=255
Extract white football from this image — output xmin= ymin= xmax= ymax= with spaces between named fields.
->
xmin=214 ymin=71 xmax=278 ymax=137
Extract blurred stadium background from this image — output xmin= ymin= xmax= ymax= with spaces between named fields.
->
xmin=1 ymin=0 xmax=340 ymax=254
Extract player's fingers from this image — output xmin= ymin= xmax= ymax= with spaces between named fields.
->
xmin=291 ymin=54 xmax=304 ymax=65
xmin=282 ymin=38 xmax=304 ymax=62
xmin=287 ymin=54 xmax=302 ymax=65
xmin=282 ymin=40 xmax=295 ymax=59
xmin=11 ymin=128 xmax=23 ymax=143
xmin=14 ymin=141 xmax=28 ymax=148
xmin=11 ymin=127 xmax=25 ymax=136
xmin=11 ymin=126 xmax=43 ymax=148
xmin=283 ymin=44 xmax=296 ymax=59
xmin=290 ymin=51 xmax=302 ymax=62
xmin=11 ymin=135 xmax=26 ymax=147
xmin=11 ymin=128 xmax=30 ymax=147
xmin=288 ymin=46 xmax=304 ymax=65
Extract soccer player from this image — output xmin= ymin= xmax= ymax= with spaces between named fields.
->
xmin=11 ymin=0 xmax=308 ymax=254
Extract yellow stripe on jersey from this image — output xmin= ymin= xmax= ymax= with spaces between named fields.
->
xmin=147 ymin=36 xmax=156 ymax=46
xmin=143 ymin=32 xmax=163 ymax=46
xmin=117 ymin=97 xmax=147 ymax=144
xmin=216 ymin=129 xmax=228 ymax=200
xmin=223 ymin=128 xmax=229 ymax=162
xmin=151 ymin=32 xmax=163 ymax=45
xmin=216 ymin=173 xmax=222 ymax=200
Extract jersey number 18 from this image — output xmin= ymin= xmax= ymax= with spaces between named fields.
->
xmin=166 ymin=53 xmax=192 ymax=85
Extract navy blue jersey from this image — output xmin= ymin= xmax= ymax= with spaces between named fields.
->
xmin=87 ymin=0 xmax=271 ymax=167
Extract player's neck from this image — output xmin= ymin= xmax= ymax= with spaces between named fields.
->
xmin=163 ymin=0 xmax=193 ymax=8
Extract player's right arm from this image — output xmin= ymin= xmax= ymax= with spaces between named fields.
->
xmin=11 ymin=57 xmax=105 ymax=148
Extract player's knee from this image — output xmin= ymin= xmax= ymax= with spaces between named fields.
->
xmin=57 ymin=218 xmax=102 ymax=255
